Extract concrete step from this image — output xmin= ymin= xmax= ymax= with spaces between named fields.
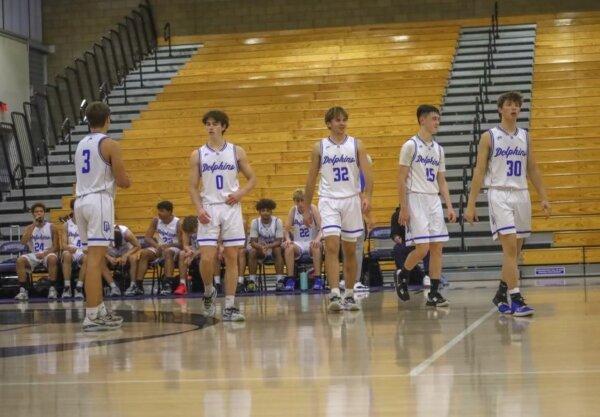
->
xmin=444 ymin=93 xmax=530 ymax=105
xmin=123 ymin=70 xmax=178 ymax=82
xmin=446 ymin=83 xmax=531 ymax=96
xmin=453 ymin=58 xmax=533 ymax=70
xmin=441 ymin=103 xmax=530 ymax=114
xmin=459 ymin=36 xmax=536 ymax=48
xmin=454 ymin=51 xmax=535 ymax=63
xmin=456 ymin=43 xmax=534 ymax=55
xmin=156 ymin=44 xmax=202 ymax=52
xmin=460 ymin=30 xmax=536 ymax=42
xmin=6 ymin=185 xmax=72 ymax=199
xmin=447 ymin=75 xmax=532 ymax=87
xmin=110 ymin=86 xmax=165 ymax=96
xmin=24 ymin=175 xmax=75 ymax=187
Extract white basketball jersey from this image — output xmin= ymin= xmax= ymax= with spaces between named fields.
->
xmin=251 ymin=217 xmax=282 ymax=244
xmin=399 ymin=136 xmax=445 ymax=194
xmin=199 ymin=142 xmax=240 ymax=204
xmin=66 ymin=219 xmax=82 ymax=249
xmin=318 ymin=136 xmax=361 ymax=199
xmin=31 ymin=222 xmax=53 ymax=253
xmin=156 ymin=217 xmax=179 ymax=245
xmin=75 ymin=133 xmax=115 ymax=197
xmin=484 ymin=126 xmax=528 ymax=190
xmin=291 ymin=206 xmax=317 ymax=242
xmin=112 ymin=224 xmax=133 ymax=251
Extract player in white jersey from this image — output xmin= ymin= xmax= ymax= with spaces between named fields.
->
xmin=189 ymin=110 xmax=257 ymax=322
xmin=73 ymin=101 xmax=130 ymax=331
xmin=283 ymin=189 xmax=323 ymax=291
xmin=247 ymin=198 xmax=285 ymax=291
xmin=396 ymin=105 xmax=457 ymax=307
xmin=126 ymin=200 xmax=182 ymax=296
xmin=303 ymin=107 xmax=373 ymax=312
xmin=103 ymin=224 xmax=140 ymax=297
xmin=466 ymin=91 xmax=551 ymax=317
xmin=60 ymin=198 xmax=86 ymax=299
xmin=14 ymin=203 xmax=60 ymax=301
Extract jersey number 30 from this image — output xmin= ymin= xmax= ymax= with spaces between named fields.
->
xmin=333 ymin=167 xmax=349 ymax=182
xmin=506 ymin=160 xmax=522 ymax=177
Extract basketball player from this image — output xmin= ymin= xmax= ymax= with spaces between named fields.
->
xmin=396 ymin=105 xmax=456 ymax=306
xmin=103 ymin=224 xmax=140 ymax=296
xmin=283 ymin=189 xmax=323 ymax=290
xmin=61 ymin=198 xmax=86 ymax=299
xmin=247 ymin=198 xmax=285 ymax=291
xmin=303 ymin=106 xmax=373 ymax=311
xmin=74 ymin=101 xmax=130 ymax=331
xmin=465 ymin=91 xmax=551 ymax=316
xmin=126 ymin=200 xmax=181 ymax=296
xmin=189 ymin=110 xmax=256 ymax=321
xmin=14 ymin=203 xmax=60 ymax=301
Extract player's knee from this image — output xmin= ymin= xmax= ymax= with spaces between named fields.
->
xmin=414 ymin=244 xmax=429 ymax=257
xmin=272 ymin=246 xmax=282 ymax=256
xmin=47 ymin=254 xmax=58 ymax=266
xmin=62 ymin=251 xmax=72 ymax=261
xmin=284 ymin=245 xmax=294 ymax=256
xmin=16 ymin=256 xmax=27 ymax=267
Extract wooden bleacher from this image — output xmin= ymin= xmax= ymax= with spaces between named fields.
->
xmin=53 ymin=21 xmax=460 ymax=235
xmin=523 ymin=11 xmax=600 ymax=265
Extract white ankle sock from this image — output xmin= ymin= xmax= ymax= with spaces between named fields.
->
xmin=86 ymin=306 xmax=99 ymax=318
xmin=225 ymin=295 xmax=235 ymax=309
xmin=109 ymin=282 xmax=117 ymax=289
xmin=509 ymin=287 xmax=520 ymax=295
xmin=214 ymin=275 xmax=221 ymax=285
xmin=345 ymin=289 xmax=354 ymax=298
xmin=238 ymin=276 xmax=245 ymax=284
xmin=330 ymin=288 xmax=341 ymax=297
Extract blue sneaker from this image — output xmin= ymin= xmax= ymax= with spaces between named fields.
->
xmin=510 ymin=296 xmax=534 ymax=317
xmin=284 ymin=277 xmax=296 ymax=291
xmin=312 ymin=277 xmax=325 ymax=291
xmin=497 ymin=302 xmax=512 ymax=314
xmin=493 ymin=292 xmax=512 ymax=315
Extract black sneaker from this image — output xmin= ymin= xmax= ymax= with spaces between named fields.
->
xmin=159 ymin=281 xmax=172 ymax=296
xmin=493 ymin=291 xmax=512 ymax=314
xmin=395 ymin=270 xmax=410 ymax=301
xmin=426 ymin=292 xmax=449 ymax=307
xmin=235 ymin=282 xmax=245 ymax=294
xmin=276 ymin=280 xmax=285 ymax=292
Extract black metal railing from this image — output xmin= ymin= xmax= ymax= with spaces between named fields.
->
xmin=1 ymin=1 xmax=158 ymax=213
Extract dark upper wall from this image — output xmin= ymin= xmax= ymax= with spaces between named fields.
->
xmin=43 ymin=0 xmax=600 ymax=80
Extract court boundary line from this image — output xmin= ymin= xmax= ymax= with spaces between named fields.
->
xmin=408 ymin=306 xmax=496 ymax=377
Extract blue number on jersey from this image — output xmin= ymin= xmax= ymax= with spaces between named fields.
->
xmin=34 ymin=242 xmax=44 ymax=252
xmin=426 ymin=168 xmax=436 ymax=182
xmin=81 ymin=149 xmax=91 ymax=173
xmin=333 ymin=167 xmax=349 ymax=182
xmin=299 ymin=227 xmax=310 ymax=238
xmin=216 ymin=175 xmax=224 ymax=190
xmin=506 ymin=160 xmax=522 ymax=177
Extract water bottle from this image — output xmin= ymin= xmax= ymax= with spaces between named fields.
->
xmin=300 ymin=270 xmax=308 ymax=291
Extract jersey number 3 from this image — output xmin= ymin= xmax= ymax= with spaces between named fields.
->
xmin=81 ymin=149 xmax=91 ymax=173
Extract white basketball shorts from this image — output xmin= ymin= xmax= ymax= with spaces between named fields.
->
xmin=405 ymin=193 xmax=449 ymax=246
xmin=74 ymin=192 xmax=114 ymax=247
xmin=487 ymin=188 xmax=531 ymax=240
xmin=197 ymin=203 xmax=246 ymax=247
xmin=319 ymin=195 xmax=363 ymax=242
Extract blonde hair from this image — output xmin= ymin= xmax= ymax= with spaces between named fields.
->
xmin=292 ymin=188 xmax=305 ymax=202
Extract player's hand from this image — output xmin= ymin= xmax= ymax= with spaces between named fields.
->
xmin=446 ymin=207 xmax=457 ymax=223
xmin=399 ymin=207 xmax=410 ymax=226
xmin=197 ymin=208 xmax=211 ymax=224
xmin=361 ymin=196 xmax=371 ymax=214
xmin=302 ymin=204 xmax=313 ymax=227
xmin=282 ymin=240 xmax=292 ymax=249
xmin=464 ymin=204 xmax=478 ymax=224
xmin=541 ymin=200 xmax=551 ymax=218
xmin=118 ymin=256 xmax=128 ymax=265
xmin=226 ymin=191 xmax=243 ymax=205
xmin=310 ymin=239 xmax=321 ymax=249
xmin=393 ymin=236 xmax=403 ymax=245
xmin=25 ymin=224 xmax=35 ymax=234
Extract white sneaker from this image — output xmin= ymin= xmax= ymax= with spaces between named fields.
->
xmin=74 ymin=287 xmax=85 ymax=300
xmin=48 ymin=286 xmax=58 ymax=300
xmin=82 ymin=312 xmax=122 ymax=332
xmin=99 ymin=304 xmax=124 ymax=326
xmin=353 ymin=282 xmax=370 ymax=292
xmin=62 ymin=287 xmax=72 ymax=299
xmin=342 ymin=296 xmax=361 ymax=311
xmin=15 ymin=287 xmax=29 ymax=301
xmin=423 ymin=275 xmax=431 ymax=288
xmin=327 ymin=295 xmax=343 ymax=312
xmin=109 ymin=286 xmax=122 ymax=297
xmin=202 ymin=287 xmax=217 ymax=318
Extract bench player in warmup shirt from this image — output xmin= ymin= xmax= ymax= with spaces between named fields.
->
xmin=126 ymin=200 xmax=182 ymax=296
xmin=14 ymin=202 xmax=60 ymax=301
xmin=103 ymin=224 xmax=140 ymax=296
xmin=73 ymin=101 xmax=130 ymax=331
xmin=283 ymin=189 xmax=323 ymax=291
xmin=61 ymin=198 xmax=86 ymax=299
xmin=247 ymin=198 xmax=285 ymax=292
xmin=465 ymin=91 xmax=551 ymax=316
xmin=396 ymin=105 xmax=456 ymax=307
xmin=189 ymin=110 xmax=257 ymax=322
xmin=303 ymin=106 xmax=373 ymax=312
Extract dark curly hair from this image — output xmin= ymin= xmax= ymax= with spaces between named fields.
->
xmin=256 ymin=198 xmax=276 ymax=211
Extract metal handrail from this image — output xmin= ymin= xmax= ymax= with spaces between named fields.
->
xmin=164 ymin=22 xmax=172 ymax=57
xmin=102 ymin=36 xmax=120 ymax=87
xmin=140 ymin=0 xmax=158 ymax=48
xmin=118 ymin=22 xmax=137 ymax=70
xmin=110 ymin=29 xmax=129 ymax=75
xmin=55 ymin=74 xmax=78 ymax=124
xmin=75 ymin=58 xmax=94 ymax=102
xmin=132 ymin=9 xmax=152 ymax=56
xmin=125 ymin=16 xmax=144 ymax=59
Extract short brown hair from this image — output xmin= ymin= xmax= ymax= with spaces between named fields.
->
xmin=202 ymin=110 xmax=229 ymax=133
xmin=85 ymin=101 xmax=111 ymax=128
xmin=292 ymin=188 xmax=304 ymax=202
xmin=182 ymin=215 xmax=198 ymax=234
xmin=30 ymin=202 xmax=46 ymax=213
xmin=416 ymin=104 xmax=440 ymax=123
xmin=497 ymin=91 xmax=523 ymax=109
xmin=324 ymin=106 xmax=348 ymax=124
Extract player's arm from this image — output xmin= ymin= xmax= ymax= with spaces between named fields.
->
xmin=312 ymin=204 xmax=323 ymax=244
xmin=437 ymin=171 xmax=456 ymax=223
xmin=227 ymin=146 xmax=257 ymax=205
xmin=302 ymin=142 xmax=321 ymax=224
xmin=527 ymin=144 xmax=551 ymax=218
xmin=248 ymin=220 xmax=261 ymax=250
xmin=465 ymin=132 xmax=491 ymax=223
xmin=101 ymin=138 xmax=131 ymax=189
xmin=397 ymin=140 xmax=414 ymax=226
xmin=284 ymin=207 xmax=294 ymax=243
xmin=356 ymin=139 xmax=373 ymax=212
xmin=145 ymin=218 xmax=159 ymax=248
xmin=268 ymin=218 xmax=284 ymax=249
xmin=45 ymin=223 xmax=59 ymax=255
xmin=122 ymin=230 xmax=141 ymax=259
xmin=21 ymin=223 xmax=34 ymax=246
xmin=188 ymin=149 xmax=211 ymax=224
